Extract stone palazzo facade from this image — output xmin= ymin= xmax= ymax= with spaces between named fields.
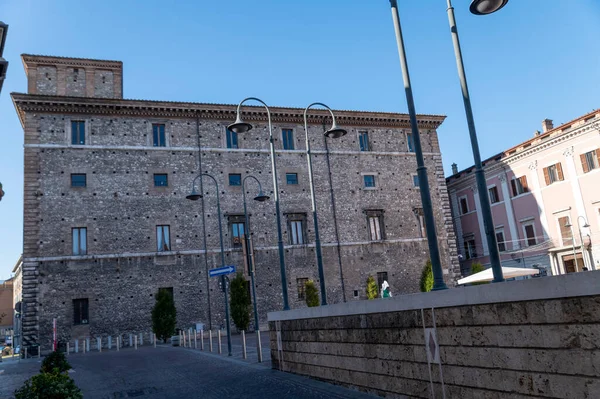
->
xmin=12 ymin=54 xmax=459 ymax=350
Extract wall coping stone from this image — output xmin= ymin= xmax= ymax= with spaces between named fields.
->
xmin=268 ymin=270 xmax=600 ymax=321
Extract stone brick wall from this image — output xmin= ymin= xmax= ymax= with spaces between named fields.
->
xmin=12 ymin=55 xmax=459 ymax=350
xmin=269 ymin=271 xmax=600 ymax=398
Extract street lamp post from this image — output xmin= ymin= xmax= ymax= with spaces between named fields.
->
xmin=389 ymin=0 xmax=447 ymax=290
xmin=564 ymin=220 xmax=580 ymax=272
xmin=228 ymin=97 xmax=290 ymax=310
xmin=568 ymin=217 xmax=591 ymax=271
xmin=241 ymin=175 xmax=270 ymax=333
xmin=445 ymin=0 xmax=507 ymax=283
xmin=186 ymin=173 xmax=232 ymax=356
xmin=303 ymin=103 xmax=347 ymax=306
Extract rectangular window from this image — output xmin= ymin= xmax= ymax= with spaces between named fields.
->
xmin=406 ymin=132 xmax=415 ymax=152
xmin=459 ymin=196 xmax=469 ymax=215
xmin=366 ymin=210 xmax=385 ymax=241
xmin=290 ymin=220 xmax=304 ymax=245
xmin=363 ymin=175 xmax=376 ymax=188
xmin=297 ymin=278 xmax=308 ymax=300
xmin=158 ymin=287 xmax=174 ymax=298
xmin=524 ymin=224 xmax=536 ymax=246
xmin=71 ymin=174 xmax=87 ymax=188
xmin=72 ymin=227 xmax=87 ymax=255
xmin=463 ymin=238 xmax=477 ymax=259
xmin=152 ymin=124 xmax=166 ymax=147
xmin=226 ymin=128 xmax=238 ymax=149
xmin=353 ymin=290 xmax=359 ymax=298
xmin=495 ymin=229 xmax=506 ymax=252
xmin=488 ymin=186 xmax=499 ymax=204
xmin=229 ymin=173 xmax=242 ymax=186
xmin=543 ymin=163 xmax=564 ymax=186
xmin=511 ymin=176 xmax=529 ymax=196
xmin=282 ymin=129 xmax=294 ymax=150
xmin=359 ymin=131 xmax=370 ymax=151
xmin=581 ymin=150 xmax=598 ymax=173
xmin=154 ymin=174 xmax=168 ymax=187
xmin=377 ymin=272 xmax=388 ymax=295
xmin=73 ymin=298 xmax=89 ymax=325
xmin=558 ymin=216 xmax=573 ymax=246
xmin=414 ymin=208 xmax=426 ymax=238
xmin=71 ymin=121 xmax=85 ymax=145
xmin=156 ymin=225 xmax=171 ymax=252
xmin=232 ymin=222 xmax=245 ymax=248
xmin=413 ymin=175 xmax=420 ymax=188
xmin=286 ymin=173 xmax=298 ymax=185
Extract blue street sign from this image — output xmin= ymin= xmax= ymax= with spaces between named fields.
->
xmin=209 ymin=265 xmax=236 ymax=278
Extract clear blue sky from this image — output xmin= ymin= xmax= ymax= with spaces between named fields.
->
xmin=1 ymin=0 xmax=599 ymax=277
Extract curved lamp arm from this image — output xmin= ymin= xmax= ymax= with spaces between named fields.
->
xmin=242 ymin=175 xmax=263 ymax=194
xmin=303 ymin=102 xmax=338 ymax=133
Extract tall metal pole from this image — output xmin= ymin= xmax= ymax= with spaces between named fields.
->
xmin=303 ymin=103 xmax=342 ymax=305
xmin=446 ymin=0 xmax=504 ymax=282
xmin=234 ymin=98 xmax=289 ymax=310
xmin=195 ymin=173 xmax=232 ymax=356
xmin=389 ymin=0 xmax=447 ymax=290
xmin=242 ymin=175 xmax=261 ymax=331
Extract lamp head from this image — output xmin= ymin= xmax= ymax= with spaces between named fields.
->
xmin=253 ymin=191 xmax=270 ymax=202
xmin=227 ymin=116 xmax=253 ymax=134
xmin=564 ymin=222 xmax=572 ymax=228
xmin=583 ymin=223 xmax=591 ymax=228
xmin=324 ymin=123 xmax=347 ymax=139
xmin=185 ymin=189 xmax=202 ymax=201
xmin=469 ymin=0 xmax=509 ymax=15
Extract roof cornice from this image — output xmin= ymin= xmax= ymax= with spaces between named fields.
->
xmin=11 ymin=93 xmax=447 ymax=129
xmin=21 ymin=54 xmax=122 ymax=71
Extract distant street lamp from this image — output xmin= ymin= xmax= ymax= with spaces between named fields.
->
xmin=241 ymin=175 xmax=269 ymax=339
xmin=566 ymin=217 xmax=591 ymax=271
xmin=0 ymin=21 xmax=9 ymax=95
xmin=303 ymin=103 xmax=346 ymax=305
xmin=445 ymin=0 xmax=509 ymax=282
xmin=186 ymin=173 xmax=232 ymax=356
xmin=228 ymin=98 xmax=290 ymax=310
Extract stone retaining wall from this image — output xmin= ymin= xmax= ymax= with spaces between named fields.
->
xmin=268 ymin=271 xmax=600 ymax=398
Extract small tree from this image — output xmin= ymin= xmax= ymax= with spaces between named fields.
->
xmin=41 ymin=351 xmax=71 ymax=374
xmin=15 ymin=372 xmax=82 ymax=399
xmin=420 ymin=259 xmax=434 ymax=292
xmin=366 ymin=276 xmax=378 ymax=300
xmin=305 ymin=280 xmax=319 ymax=307
xmin=230 ymin=273 xmax=251 ymax=331
xmin=152 ymin=288 xmax=177 ymax=343
xmin=470 ymin=262 xmax=488 ymax=285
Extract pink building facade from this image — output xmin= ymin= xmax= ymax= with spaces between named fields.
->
xmin=447 ymin=110 xmax=600 ymax=277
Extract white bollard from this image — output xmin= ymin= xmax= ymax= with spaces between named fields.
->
xmin=242 ymin=330 xmax=247 ymax=360
xmin=75 ymin=340 xmax=79 ymax=353
xmin=97 ymin=337 xmax=102 ymax=352
xmin=154 ymin=333 xmax=157 ymax=348
xmin=39 ymin=345 xmax=42 ymax=358
xmin=129 ymin=334 xmax=132 ymax=348
xmin=86 ymin=338 xmax=90 ymax=352
xmin=183 ymin=331 xmax=186 ymax=347
xmin=24 ymin=347 xmax=27 ymax=360
xmin=218 ymin=330 xmax=222 ymax=354
xmin=117 ymin=336 xmax=120 ymax=352
xmin=257 ymin=330 xmax=263 ymax=363
xmin=209 ymin=330 xmax=213 ymax=352
xmin=201 ymin=330 xmax=204 ymax=351
xmin=108 ymin=336 xmax=112 ymax=350
xmin=194 ymin=329 xmax=197 ymax=349
xmin=134 ymin=335 xmax=138 ymax=350
xmin=189 ymin=328 xmax=193 ymax=348
xmin=66 ymin=342 xmax=69 ymax=356
xmin=139 ymin=333 xmax=143 ymax=346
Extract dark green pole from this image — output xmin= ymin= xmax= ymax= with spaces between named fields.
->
xmin=447 ymin=0 xmax=504 ymax=282
xmin=389 ymin=0 xmax=447 ymax=290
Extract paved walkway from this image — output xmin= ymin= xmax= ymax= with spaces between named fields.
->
xmin=0 ymin=343 xmax=375 ymax=399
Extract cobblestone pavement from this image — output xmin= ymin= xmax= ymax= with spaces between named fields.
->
xmin=0 ymin=343 xmax=376 ymax=399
